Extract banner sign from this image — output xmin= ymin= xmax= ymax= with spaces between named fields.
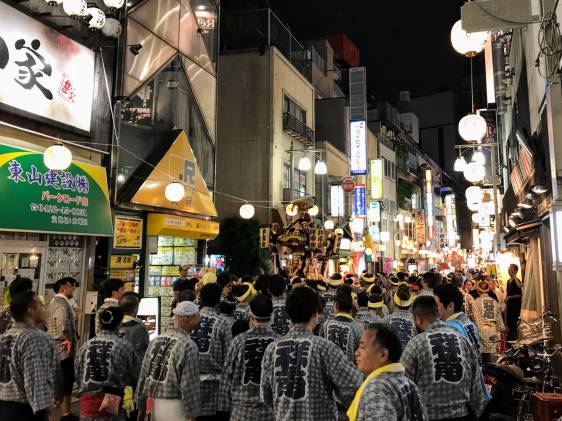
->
xmin=415 ymin=209 xmax=426 ymax=245
xmin=370 ymin=159 xmax=383 ymax=199
xmin=353 ymin=184 xmax=366 ymax=217
xmin=0 ymin=144 xmax=112 ymax=236
xmin=114 ymin=216 xmax=143 ymax=249
xmin=0 ymin=2 xmax=95 ymax=132
xmin=350 ymin=120 xmax=367 ymax=175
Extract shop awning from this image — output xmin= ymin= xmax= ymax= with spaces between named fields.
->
xmin=147 ymin=213 xmax=219 ymax=240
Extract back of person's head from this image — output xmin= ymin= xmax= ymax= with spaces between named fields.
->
xmin=119 ymin=293 xmax=140 ymax=316
xmin=412 ymin=295 xmax=439 ymax=321
xmin=357 ymin=291 xmax=369 ymax=308
xmin=217 ymin=272 xmax=231 ymax=288
xmin=334 ymin=288 xmax=353 ymax=313
xmin=53 ymin=277 xmax=77 ymax=294
xmin=255 ymin=275 xmax=270 ymax=295
xmin=286 ymin=286 xmax=320 ymax=324
xmin=434 ymin=283 xmax=464 ymax=313
xmin=344 ymin=275 xmax=353 ymax=285
xmin=8 ymin=277 xmax=32 ymax=299
xmin=366 ymin=322 xmax=402 ymax=362
xmin=178 ymin=289 xmax=197 ymax=303
xmin=394 ymin=285 xmax=413 ymax=309
xmin=99 ymin=306 xmax=124 ymax=331
xmin=268 ymin=275 xmax=286 ymax=297
xmin=220 ymin=296 xmax=237 ymax=315
xmin=10 ymin=290 xmax=36 ymax=322
xmin=232 ymin=319 xmax=250 ymax=337
xmin=103 ymin=278 xmax=124 ymax=298
xmin=241 ymin=275 xmax=254 ymax=284
xmin=370 ymin=285 xmax=383 ymax=295
xmin=422 ymin=271 xmax=441 ymax=289
xmin=337 ymin=284 xmax=353 ymax=295
xmin=200 ymin=283 xmax=222 ymax=307
xmin=250 ymin=294 xmax=273 ymax=319
xmin=232 ymin=283 xmax=253 ymax=301
xmin=397 ymin=272 xmax=407 ymax=282
xmin=451 ymin=274 xmax=464 ymax=288
xmin=368 ymin=292 xmax=384 ymax=306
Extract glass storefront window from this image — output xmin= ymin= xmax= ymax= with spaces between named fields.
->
xmin=190 ymin=0 xmax=218 ymax=64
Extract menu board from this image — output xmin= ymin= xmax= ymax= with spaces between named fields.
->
xmin=150 ymin=247 xmax=174 ymax=265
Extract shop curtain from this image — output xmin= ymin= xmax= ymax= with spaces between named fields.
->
xmin=521 ymin=238 xmax=542 ymax=321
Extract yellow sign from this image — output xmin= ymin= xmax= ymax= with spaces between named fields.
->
xmin=131 ymin=130 xmax=218 ymax=217
xmin=147 ymin=213 xmax=219 ymax=240
xmin=161 ymin=266 xmax=180 ymax=277
xmin=114 ymin=216 xmax=143 ymax=249
xmin=370 ymin=159 xmax=383 ymax=200
xmin=415 ymin=209 xmax=425 ymax=245
xmin=110 ymin=255 xmax=137 ymax=269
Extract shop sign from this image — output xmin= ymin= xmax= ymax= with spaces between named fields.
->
xmin=415 ymin=209 xmax=425 ymax=245
xmin=0 ymin=2 xmax=95 ymax=132
xmin=368 ymin=201 xmax=381 ymax=223
xmin=147 ymin=213 xmax=219 ymax=240
xmin=110 ymin=255 xmax=137 ymax=269
xmin=0 ymin=144 xmax=112 ymax=236
xmin=353 ymin=184 xmax=366 ymax=217
xmin=349 ymin=120 xmax=367 ymax=175
xmin=370 ymin=159 xmax=383 ymax=199
xmin=114 ymin=216 xmax=143 ymax=249
xmin=330 ymin=185 xmax=344 ymax=216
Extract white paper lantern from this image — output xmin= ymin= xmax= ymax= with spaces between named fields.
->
xmin=101 ymin=17 xmax=122 ymax=38
xmin=463 ymin=161 xmax=486 ymax=183
xmin=471 ymin=213 xmax=483 ymax=224
xmin=450 ymin=20 xmax=488 ymax=57
xmin=239 ymin=204 xmax=255 ymax=219
xmin=297 ymin=156 xmax=311 ymax=171
xmin=324 ymin=220 xmax=334 ymax=230
xmin=165 ymin=182 xmax=185 ymax=202
xmin=454 ymin=156 xmax=467 ymax=172
xmin=44 ymin=145 xmax=72 ymax=171
xmin=103 ymin=0 xmax=124 ymax=9
xmin=472 ymin=150 xmax=486 ymax=165
xmin=458 ymin=113 xmax=487 ymax=141
xmin=308 ymin=205 xmax=319 ymax=217
xmin=63 ymin=0 xmax=87 ymax=17
xmin=467 ymin=200 xmax=480 ymax=211
xmin=465 ymin=186 xmax=483 ymax=203
xmin=86 ymin=7 xmax=106 ymax=30
xmin=314 ymin=160 xmax=327 ymax=175
xmin=286 ymin=203 xmax=298 ymax=217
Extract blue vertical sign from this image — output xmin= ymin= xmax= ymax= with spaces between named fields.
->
xmin=353 ymin=185 xmax=366 ymax=217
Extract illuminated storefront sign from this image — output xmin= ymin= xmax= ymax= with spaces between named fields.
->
xmin=444 ymin=194 xmax=457 ymax=247
xmin=353 ymin=184 xmax=366 ymax=217
xmin=425 ymin=169 xmax=434 ymax=239
xmin=370 ymin=159 xmax=383 ymax=199
xmin=350 ymin=120 xmax=367 ymax=175
xmin=330 ymin=185 xmax=344 ymax=216
xmin=368 ymin=201 xmax=381 ymax=223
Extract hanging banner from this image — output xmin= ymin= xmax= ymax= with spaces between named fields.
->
xmin=370 ymin=159 xmax=383 ymax=200
xmin=0 ymin=144 xmax=112 ymax=236
xmin=114 ymin=216 xmax=143 ymax=249
xmin=353 ymin=184 xmax=366 ymax=218
xmin=350 ymin=120 xmax=367 ymax=175
xmin=0 ymin=2 xmax=95 ymax=132
xmin=415 ymin=209 xmax=426 ymax=245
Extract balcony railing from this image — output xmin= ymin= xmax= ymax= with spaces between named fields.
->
xmin=283 ymin=113 xmax=315 ymax=146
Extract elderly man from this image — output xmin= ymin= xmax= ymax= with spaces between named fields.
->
xmin=348 ymin=323 xmax=427 ymax=421
xmin=136 ymin=301 xmax=201 ymax=421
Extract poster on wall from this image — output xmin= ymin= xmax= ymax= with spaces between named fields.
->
xmin=415 ymin=209 xmax=426 ymax=245
xmin=0 ymin=2 xmax=95 ymax=132
xmin=114 ymin=216 xmax=143 ymax=249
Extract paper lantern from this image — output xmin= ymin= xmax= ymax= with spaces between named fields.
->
xmin=297 ymin=156 xmax=311 ymax=171
xmin=472 ymin=150 xmax=486 ymax=165
xmin=44 ymin=145 xmax=72 ymax=171
xmin=63 ymin=0 xmax=87 ymax=17
xmin=101 ymin=18 xmax=122 ymax=38
xmin=463 ymin=161 xmax=486 ymax=183
xmin=103 ymin=0 xmax=124 ymax=9
xmin=86 ymin=7 xmax=106 ymax=30
xmin=324 ymin=220 xmax=335 ymax=230
xmin=164 ymin=182 xmax=185 ymax=202
xmin=458 ymin=113 xmax=487 ymax=141
xmin=454 ymin=156 xmax=467 ymax=172
xmin=314 ymin=160 xmax=327 ymax=175
xmin=450 ymin=20 xmax=488 ymax=57
xmin=465 ymin=186 xmax=483 ymax=203
xmin=471 ymin=213 xmax=483 ymax=224
xmin=308 ymin=205 xmax=319 ymax=217
xmin=239 ymin=204 xmax=255 ymax=219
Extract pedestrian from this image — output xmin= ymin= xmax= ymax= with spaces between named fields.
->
xmin=401 ymin=296 xmax=487 ymax=421
xmin=95 ymin=279 xmax=125 ymax=336
xmin=505 ymin=264 xmax=523 ymax=341
xmin=321 ymin=287 xmax=364 ymax=362
xmin=135 ymin=301 xmax=201 ymax=421
xmin=268 ymin=275 xmax=291 ymax=336
xmin=384 ymin=285 xmax=416 ymax=349
xmin=434 ymin=283 xmax=480 ymax=356
xmin=231 ymin=282 xmax=255 ymax=322
xmin=472 ymin=280 xmax=505 ymax=361
xmin=367 ymin=286 xmax=389 ymax=320
xmin=451 ymin=274 xmax=475 ymax=320
xmin=119 ymin=293 xmax=149 ymax=375
xmin=324 ymin=273 xmax=344 ymax=319
xmin=172 ymin=266 xmax=191 ymax=294
xmin=190 ymin=283 xmax=233 ymax=420
xmin=355 ymin=291 xmax=371 ymax=326
xmin=220 ymin=295 xmax=279 ymax=420
xmin=419 ymin=271 xmax=441 ymax=297
xmin=260 ymin=286 xmax=363 ymax=420
xmin=0 ymin=277 xmax=33 ymax=335
xmin=348 ymin=323 xmax=427 ymax=421
xmin=75 ymin=306 xmax=137 ymax=421
xmin=46 ymin=277 xmax=79 ymax=421
xmin=0 ymin=290 xmax=59 ymax=421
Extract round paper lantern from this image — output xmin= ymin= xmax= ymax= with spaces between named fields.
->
xmin=450 ymin=20 xmax=488 ymax=57
xmin=308 ymin=205 xmax=319 ymax=217
xmin=239 ymin=204 xmax=255 ymax=219
xmin=471 ymin=213 xmax=483 ymax=224
xmin=314 ymin=160 xmax=327 ymax=175
xmin=454 ymin=156 xmax=467 ymax=172
xmin=164 ymin=182 xmax=185 ymax=202
xmin=286 ymin=203 xmax=298 ymax=217
xmin=465 ymin=186 xmax=484 ymax=203
xmin=103 ymin=0 xmax=124 ymax=9
xmin=297 ymin=156 xmax=311 ymax=171
xmin=45 ymin=0 xmax=62 ymax=6
xmin=472 ymin=150 xmax=486 ymax=165
xmin=101 ymin=18 xmax=122 ymax=38
xmin=463 ymin=161 xmax=486 ymax=183
xmin=324 ymin=220 xmax=334 ymax=230
xmin=44 ymin=145 xmax=72 ymax=171
xmin=63 ymin=0 xmax=87 ymax=18
xmin=458 ymin=113 xmax=487 ymax=141
xmin=86 ymin=7 xmax=106 ymax=30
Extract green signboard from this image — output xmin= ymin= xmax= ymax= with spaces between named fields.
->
xmin=0 ymin=144 xmax=113 ymax=236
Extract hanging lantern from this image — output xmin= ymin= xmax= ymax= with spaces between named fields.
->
xmin=314 ymin=160 xmax=327 ymax=175
xmin=334 ymin=228 xmax=344 ymax=236
xmin=454 ymin=156 xmax=467 ymax=172
xmin=324 ymin=220 xmax=334 ymax=230
xmin=472 ymin=149 xmax=486 ymax=165
xmin=308 ymin=205 xmax=319 ymax=217
xmin=458 ymin=113 xmax=487 ymax=141
xmin=471 ymin=213 xmax=483 ymax=224
xmin=463 ymin=161 xmax=486 ymax=183
xmin=286 ymin=203 xmax=298 ymax=217
xmin=465 ymin=186 xmax=483 ymax=203
xmin=44 ymin=0 xmax=62 ymax=6
xmin=44 ymin=145 xmax=72 ymax=171
xmin=450 ymin=20 xmax=488 ymax=57
xmin=101 ymin=17 xmax=122 ymax=38
xmin=86 ymin=7 xmax=106 ymax=30
xmin=239 ymin=203 xmax=255 ymax=219
xmin=103 ymin=0 xmax=124 ymax=9
xmin=164 ymin=182 xmax=185 ymax=202
xmin=63 ymin=0 xmax=87 ymax=18
xmin=467 ymin=201 xmax=480 ymax=212
xmin=297 ymin=156 xmax=311 ymax=171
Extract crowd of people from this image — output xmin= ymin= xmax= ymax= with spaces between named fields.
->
xmin=0 ymin=264 xmax=523 ymax=421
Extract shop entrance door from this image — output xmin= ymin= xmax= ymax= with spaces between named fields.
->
xmin=0 ymin=241 xmax=48 ymax=299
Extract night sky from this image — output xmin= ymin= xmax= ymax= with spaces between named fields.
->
xmin=268 ymin=0 xmax=477 ymax=103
